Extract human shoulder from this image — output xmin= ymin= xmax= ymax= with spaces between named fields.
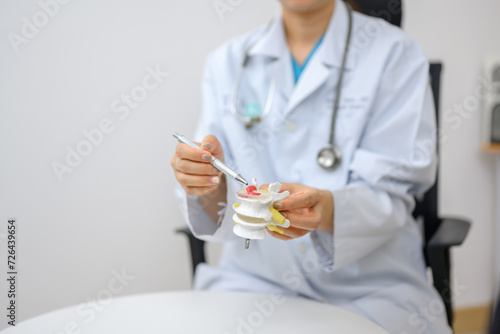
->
xmin=351 ymin=11 xmax=427 ymax=67
xmin=204 ymin=24 xmax=268 ymax=70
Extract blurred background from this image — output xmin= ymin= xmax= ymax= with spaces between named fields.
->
xmin=0 ymin=0 xmax=499 ymax=333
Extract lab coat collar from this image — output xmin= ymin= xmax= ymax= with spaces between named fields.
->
xmin=248 ymin=0 xmax=356 ymax=70
xmin=247 ymin=0 xmax=356 ymax=115
xmin=247 ymin=9 xmax=286 ymax=60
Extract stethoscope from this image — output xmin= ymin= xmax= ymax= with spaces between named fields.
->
xmin=230 ymin=3 xmax=353 ymax=169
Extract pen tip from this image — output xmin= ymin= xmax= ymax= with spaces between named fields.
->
xmin=236 ymin=175 xmax=248 ymax=186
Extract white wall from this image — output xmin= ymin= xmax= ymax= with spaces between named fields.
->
xmin=0 ymin=0 xmax=497 ymax=329
xmin=0 ymin=0 xmax=276 ymax=328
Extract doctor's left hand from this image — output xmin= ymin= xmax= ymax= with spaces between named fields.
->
xmin=260 ymin=183 xmax=334 ymax=240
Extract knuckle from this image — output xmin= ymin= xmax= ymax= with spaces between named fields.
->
xmin=176 ymin=159 xmax=187 ymax=173
xmin=315 ymin=190 xmax=322 ymax=203
xmin=304 ymin=194 xmax=313 ymax=206
xmin=177 ymin=173 xmax=187 ymax=185
xmin=175 ymin=144 xmax=183 ymax=156
xmin=205 ymin=164 xmax=215 ymax=175
xmin=185 ymin=186 xmax=198 ymax=196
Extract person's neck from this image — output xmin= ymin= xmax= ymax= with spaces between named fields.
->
xmin=282 ymin=1 xmax=335 ymax=64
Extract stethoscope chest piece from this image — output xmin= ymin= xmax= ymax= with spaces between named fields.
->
xmin=317 ymin=145 xmax=342 ymax=169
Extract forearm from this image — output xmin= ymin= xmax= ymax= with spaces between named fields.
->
xmin=198 ymin=175 xmax=228 ymax=223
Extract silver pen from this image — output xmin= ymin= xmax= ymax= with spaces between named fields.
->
xmin=173 ymin=132 xmax=248 ymax=186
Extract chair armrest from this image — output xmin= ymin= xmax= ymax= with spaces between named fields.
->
xmin=425 ymin=217 xmax=471 ymax=326
xmin=427 ymin=217 xmax=471 ymax=249
xmin=176 ymin=227 xmax=193 ymax=237
xmin=175 ymin=227 xmax=206 ymax=277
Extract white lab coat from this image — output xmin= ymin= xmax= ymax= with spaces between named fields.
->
xmin=176 ymin=1 xmax=452 ymax=333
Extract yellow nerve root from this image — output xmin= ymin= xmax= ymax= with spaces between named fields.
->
xmin=267 ymin=225 xmax=284 ymax=235
xmin=270 ymin=206 xmax=286 ymax=225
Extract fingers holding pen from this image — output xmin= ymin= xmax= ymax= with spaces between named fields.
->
xmin=200 ymin=134 xmax=224 ymax=158
xmin=174 ymin=171 xmax=223 ymax=197
xmin=171 ymin=134 xmax=228 ymax=197
xmin=175 ymin=158 xmax=220 ymax=176
xmin=175 ymin=143 xmax=214 ymax=163
xmin=172 ymin=141 xmax=223 ymax=194
xmin=175 ymin=170 xmax=221 ymax=186
xmin=183 ymin=185 xmax=220 ymax=196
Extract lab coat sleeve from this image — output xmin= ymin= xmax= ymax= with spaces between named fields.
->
xmin=174 ymin=53 xmax=240 ymax=243
xmin=312 ymin=37 xmax=437 ymax=272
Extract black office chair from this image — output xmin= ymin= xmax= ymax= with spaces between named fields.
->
xmin=177 ymin=0 xmax=471 ymax=328
xmin=490 ymin=293 xmax=500 ymax=334
xmin=415 ymin=64 xmax=471 ymax=327
xmin=350 ymin=0 xmax=402 ymax=27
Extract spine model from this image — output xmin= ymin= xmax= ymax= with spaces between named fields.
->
xmin=232 ymin=178 xmax=290 ymax=240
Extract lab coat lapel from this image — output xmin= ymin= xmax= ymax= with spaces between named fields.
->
xmin=268 ymin=52 xmax=294 ymax=103
xmin=247 ymin=0 xmax=355 ymax=117
xmin=284 ymin=55 xmax=330 ymax=115
xmin=248 ymin=12 xmax=294 ymax=104
xmin=284 ymin=0 xmax=354 ymax=116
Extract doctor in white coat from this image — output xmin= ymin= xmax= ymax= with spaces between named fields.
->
xmin=171 ymin=0 xmax=452 ymax=333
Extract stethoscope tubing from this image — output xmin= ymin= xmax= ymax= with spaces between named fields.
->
xmin=328 ymin=3 xmax=353 ymax=147
xmin=230 ymin=2 xmax=354 ymax=168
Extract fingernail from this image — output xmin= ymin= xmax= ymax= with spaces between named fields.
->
xmin=202 ymin=154 xmax=212 ymax=161
xmin=211 ymin=176 xmax=220 ymax=184
xmin=202 ymin=143 xmax=212 ymax=150
xmin=281 ymin=212 xmax=287 ymax=218
xmin=273 ymin=202 xmax=282 ymax=209
xmin=212 ymin=168 xmax=219 ymax=175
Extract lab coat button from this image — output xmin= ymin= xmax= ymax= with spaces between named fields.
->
xmin=298 ymin=242 xmax=307 ymax=253
xmin=285 ymin=121 xmax=296 ymax=132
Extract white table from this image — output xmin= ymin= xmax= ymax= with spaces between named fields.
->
xmin=2 ymin=291 xmax=388 ymax=334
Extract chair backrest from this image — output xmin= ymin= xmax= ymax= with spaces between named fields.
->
xmin=491 ymin=295 xmax=500 ymax=334
xmin=349 ymin=0 xmax=403 ymax=27
xmin=414 ymin=63 xmax=442 ymax=247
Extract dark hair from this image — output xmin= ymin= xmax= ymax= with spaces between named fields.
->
xmin=343 ymin=0 xmax=359 ymax=11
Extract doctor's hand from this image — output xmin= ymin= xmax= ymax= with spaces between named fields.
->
xmin=171 ymin=134 xmax=225 ymax=196
xmin=260 ymin=183 xmax=334 ymax=240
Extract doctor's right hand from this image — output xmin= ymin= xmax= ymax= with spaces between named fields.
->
xmin=171 ymin=134 xmax=225 ymax=196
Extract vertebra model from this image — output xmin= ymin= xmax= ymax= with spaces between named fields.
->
xmin=233 ymin=178 xmax=290 ymax=242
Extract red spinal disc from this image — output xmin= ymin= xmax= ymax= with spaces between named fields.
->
xmin=246 ymin=185 xmax=259 ymax=196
